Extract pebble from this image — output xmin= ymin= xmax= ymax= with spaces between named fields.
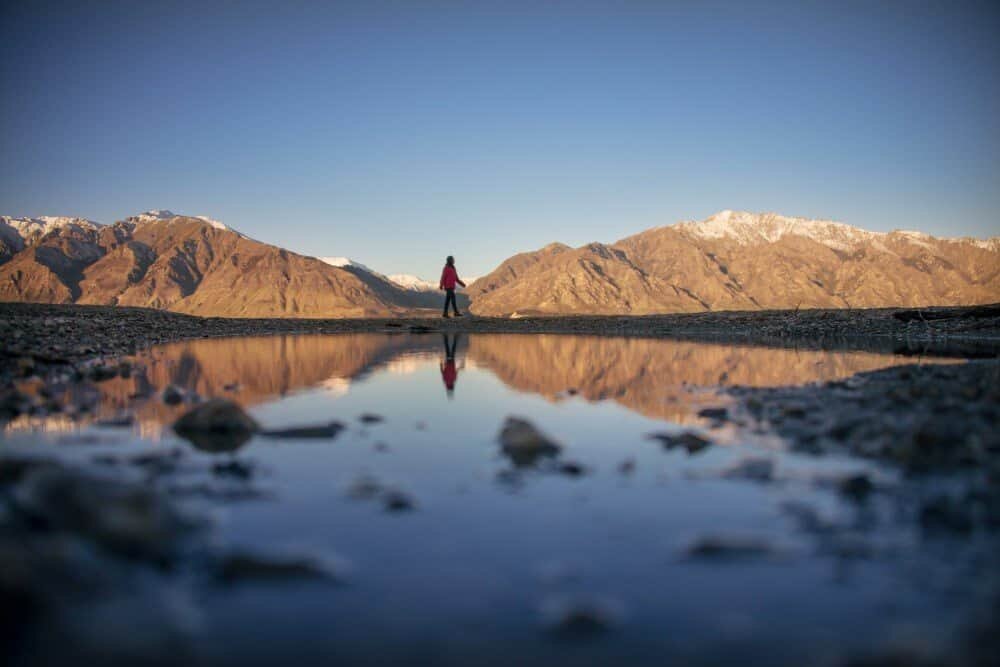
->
xmin=647 ymin=431 xmax=712 ymax=455
xmin=538 ymin=594 xmax=625 ymax=636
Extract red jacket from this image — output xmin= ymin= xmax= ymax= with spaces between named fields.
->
xmin=439 ymin=265 xmax=462 ymax=290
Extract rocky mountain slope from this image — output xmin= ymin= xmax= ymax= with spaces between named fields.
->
xmin=0 ymin=211 xmax=430 ymax=318
xmin=468 ymin=210 xmax=999 ymax=316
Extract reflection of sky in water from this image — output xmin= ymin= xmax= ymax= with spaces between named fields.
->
xmin=0 ymin=335 xmax=971 ymax=664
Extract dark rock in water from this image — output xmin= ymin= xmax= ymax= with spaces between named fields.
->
xmin=920 ymin=495 xmax=974 ymax=534
xmin=88 ymin=364 xmax=119 ymax=382
xmin=722 ymin=457 xmax=775 ymax=482
xmin=345 ymin=474 xmax=382 ymax=500
xmin=408 ymin=325 xmax=434 ymax=333
xmin=215 ymin=552 xmax=341 ymax=583
xmin=838 ymin=473 xmax=874 ymax=501
xmin=0 ymin=388 xmax=30 ymax=420
xmin=498 ymin=416 xmax=562 ymax=466
xmin=261 ymin=421 xmax=345 ymax=439
xmin=162 ymin=384 xmax=185 ymax=405
xmin=0 ymin=456 xmax=57 ymax=485
xmin=383 ymin=488 xmax=416 ymax=512
xmin=12 ymin=466 xmax=202 ymax=564
xmin=212 ymin=460 xmax=255 ymax=480
xmin=96 ymin=413 xmax=135 ymax=428
xmin=684 ymin=535 xmax=778 ymax=560
xmin=539 ymin=594 xmax=624 ymax=636
xmin=172 ymin=399 xmax=259 ymax=453
xmin=647 ymin=431 xmax=712 ymax=455
xmin=558 ymin=461 xmax=588 ymax=477
xmin=617 ymin=458 xmax=636 ymax=475
xmin=698 ymin=407 xmax=729 ymax=422
xmin=358 ymin=413 xmax=384 ymax=424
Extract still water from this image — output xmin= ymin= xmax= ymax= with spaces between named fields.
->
xmin=2 ymin=334 xmax=974 ymax=665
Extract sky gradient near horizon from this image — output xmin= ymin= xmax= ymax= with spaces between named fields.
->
xmin=2 ymin=1 xmax=998 ymax=279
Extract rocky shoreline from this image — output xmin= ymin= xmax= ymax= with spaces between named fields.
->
xmin=2 ymin=302 xmax=998 ymax=384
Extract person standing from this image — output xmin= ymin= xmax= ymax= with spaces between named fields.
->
xmin=439 ymin=255 xmax=466 ymax=318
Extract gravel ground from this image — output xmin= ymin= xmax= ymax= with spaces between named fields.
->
xmin=2 ymin=302 xmax=997 ymax=384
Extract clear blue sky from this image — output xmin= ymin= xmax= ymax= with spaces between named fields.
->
xmin=2 ymin=1 xmax=998 ymax=279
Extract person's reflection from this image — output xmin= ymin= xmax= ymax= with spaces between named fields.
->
xmin=440 ymin=333 xmax=461 ymax=398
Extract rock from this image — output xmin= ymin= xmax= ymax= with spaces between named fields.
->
xmin=722 ymin=457 xmax=775 ymax=482
xmin=683 ymin=535 xmax=778 ymax=560
xmin=172 ymin=399 xmax=259 ymax=453
xmin=212 ymin=460 xmax=254 ymax=480
xmin=215 ymin=552 xmax=343 ymax=583
xmin=498 ymin=417 xmax=562 ymax=466
xmin=698 ymin=407 xmax=729 ymax=423
xmin=162 ymin=384 xmax=185 ymax=406
xmin=558 ymin=461 xmax=588 ymax=477
xmin=383 ymin=488 xmax=416 ymax=512
xmin=358 ymin=413 xmax=384 ymax=424
xmin=838 ymin=473 xmax=874 ymax=501
xmin=260 ymin=421 xmax=345 ymax=439
xmin=920 ymin=495 xmax=974 ymax=534
xmin=647 ymin=431 xmax=712 ymax=455
xmin=539 ymin=594 xmax=625 ymax=636
xmin=96 ymin=413 xmax=135 ymax=428
xmin=12 ymin=466 xmax=203 ymax=563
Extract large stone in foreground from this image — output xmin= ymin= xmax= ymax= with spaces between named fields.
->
xmin=173 ymin=398 xmax=259 ymax=453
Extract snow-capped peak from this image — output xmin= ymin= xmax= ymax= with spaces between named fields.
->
xmin=387 ymin=274 xmax=438 ymax=291
xmin=319 ymin=257 xmax=376 ymax=274
xmin=675 ymin=210 xmax=884 ymax=251
xmin=0 ymin=215 xmax=104 ymax=249
xmin=127 ymin=210 xmax=229 ymax=230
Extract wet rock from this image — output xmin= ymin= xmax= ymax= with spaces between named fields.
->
xmin=172 ymin=399 xmax=258 ymax=453
xmin=721 ymin=457 xmax=775 ymax=482
xmin=383 ymin=488 xmax=416 ymax=512
xmin=0 ymin=456 xmax=57 ymax=485
xmin=539 ymin=594 xmax=625 ymax=636
xmin=96 ymin=413 xmax=135 ymax=428
xmin=838 ymin=473 xmax=874 ymax=501
xmin=12 ymin=466 xmax=203 ymax=563
xmin=215 ymin=552 xmax=343 ymax=584
xmin=212 ymin=460 xmax=254 ymax=480
xmin=0 ymin=387 xmax=30 ymax=420
xmin=683 ymin=535 xmax=778 ymax=560
xmin=920 ymin=495 xmax=974 ymax=534
xmin=87 ymin=363 xmax=120 ymax=382
xmin=222 ymin=382 xmax=240 ymax=392
xmin=647 ymin=431 xmax=712 ymax=455
xmin=162 ymin=384 xmax=185 ymax=406
xmin=698 ymin=407 xmax=729 ymax=423
xmin=358 ymin=413 xmax=384 ymax=424
xmin=260 ymin=421 xmax=345 ymax=439
xmin=498 ymin=417 xmax=562 ymax=466
xmin=558 ymin=461 xmax=588 ymax=477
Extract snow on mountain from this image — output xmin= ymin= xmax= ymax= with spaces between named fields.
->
xmin=319 ymin=257 xmax=378 ymax=274
xmin=674 ymin=210 xmax=999 ymax=254
xmin=126 ymin=210 xmax=232 ymax=231
xmin=0 ymin=216 xmax=104 ymax=248
xmin=387 ymin=274 xmax=438 ymax=291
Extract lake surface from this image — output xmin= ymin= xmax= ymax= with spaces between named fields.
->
xmin=2 ymin=334 xmax=980 ymax=665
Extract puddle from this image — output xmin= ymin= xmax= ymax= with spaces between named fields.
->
xmin=0 ymin=334 xmax=985 ymax=665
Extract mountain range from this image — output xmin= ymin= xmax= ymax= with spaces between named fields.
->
xmin=468 ymin=210 xmax=998 ymax=316
xmin=1 ymin=209 xmax=996 ymax=317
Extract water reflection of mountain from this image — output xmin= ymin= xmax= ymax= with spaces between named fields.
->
xmin=7 ymin=333 xmax=943 ymax=435
xmin=467 ymin=335 xmax=933 ymax=423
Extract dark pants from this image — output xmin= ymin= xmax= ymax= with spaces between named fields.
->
xmin=443 ymin=289 xmax=459 ymax=315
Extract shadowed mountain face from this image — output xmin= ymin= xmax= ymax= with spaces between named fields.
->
xmin=9 ymin=333 xmax=946 ymax=436
xmin=468 ymin=211 xmax=1000 ymax=316
xmin=0 ymin=215 xmax=442 ymax=317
